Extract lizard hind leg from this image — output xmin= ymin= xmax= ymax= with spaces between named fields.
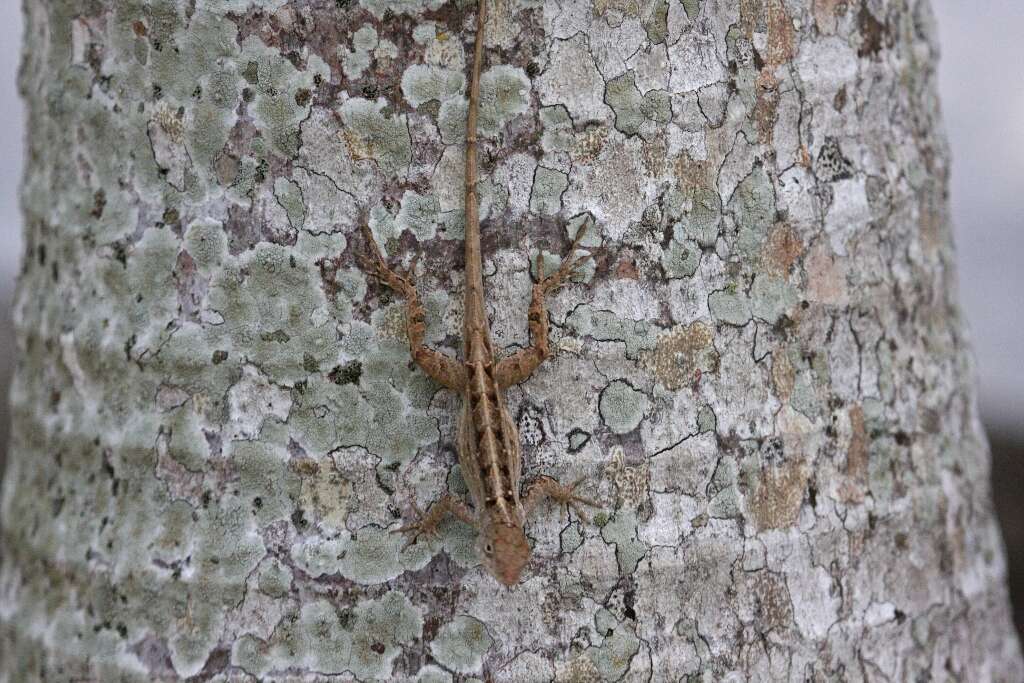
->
xmin=391 ymin=494 xmax=476 ymax=549
xmin=524 ymin=475 xmax=599 ymax=523
xmin=359 ymin=226 xmax=468 ymax=391
xmin=493 ymin=223 xmax=593 ymax=388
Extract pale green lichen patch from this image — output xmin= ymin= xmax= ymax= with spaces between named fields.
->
xmin=682 ymin=0 xmax=704 ymax=19
xmin=232 ymin=440 xmax=299 ymax=525
xmin=257 ymin=559 xmax=292 ymax=598
xmin=360 ymin=0 xmax=445 ymax=19
xmin=401 ymin=64 xmax=465 ymax=108
xmin=540 ymin=105 xmax=574 ymax=154
xmin=599 ymin=381 xmax=650 ymax=435
xmin=709 ymin=288 xmax=752 ymax=326
xmin=588 ymin=627 xmax=641 ymax=680
xmin=274 ymin=177 xmax=306 ymax=230
xmin=290 ymin=526 xmax=433 ymax=584
xmin=339 ymin=98 xmax=412 ymax=178
xmin=600 ymin=509 xmax=647 ymax=574
xmin=232 ymin=592 xmax=421 ymax=678
xmin=438 ymin=65 xmax=531 ymax=143
xmin=183 ymin=218 xmax=228 ymax=274
xmin=240 ymin=36 xmax=327 ymax=158
xmin=342 ymin=25 xmax=378 ymax=80
xmin=681 ymin=187 xmax=723 ymax=248
xmin=750 ymin=274 xmax=798 ymax=324
xmin=731 ymin=164 xmax=777 ymax=258
xmin=604 ymin=71 xmax=671 ymax=139
xmin=530 ymin=166 xmax=569 ymax=215
xmin=430 ymin=615 xmax=494 ymax=676
xmin=661 ymin=238 xmax=701 ymax=279
xmin=416 ymin=665 xmax=454 ymax=683
xmin=567 ymin=306 xmax=657 ymax=357
xmin=397 ymin=190 xmax=441 ymax=240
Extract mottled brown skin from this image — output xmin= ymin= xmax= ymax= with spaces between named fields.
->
xmin=360 ymin=0 xmax=596 ymax=586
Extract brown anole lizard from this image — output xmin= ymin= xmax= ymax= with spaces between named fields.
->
xmin=359 ymin=0 xmax=597 ymax=586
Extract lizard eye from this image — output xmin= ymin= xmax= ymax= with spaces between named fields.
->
xmin=484 ymin=543 xmax=494 ymax=555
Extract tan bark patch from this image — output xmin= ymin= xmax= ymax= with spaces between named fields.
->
xmin=673 ymin=153 xmax=711 ymax=195
xmin=805 ymin=242 xmax=849 ymax=306
xmin=750 ymin=460 xmax=809 ymax=530
xmin=754 ymin=80 xmax=779 ymax=146
xmin=771 ymin=350 xmax=795 ymax=401
xmin=813 ymin=0 xmax=845 ymax=35
xmin=760 ymin=224 xmax=804 ymax=278
xmin=837 ymin=404 xmax=869 ymax=504
xmin=766 ymin=0 xmax=797 ymax=68
xmin=643 ymin=321 xmax=718 ymax=391
xmin=593 ymin=0 xmax=641 ymax=18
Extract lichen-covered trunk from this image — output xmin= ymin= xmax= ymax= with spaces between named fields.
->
xmin=1 ymin=0 xmax=1019 ymax=680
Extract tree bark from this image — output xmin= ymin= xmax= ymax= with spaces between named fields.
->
xmin=2 ymin=0 xmax=1020 ymax=680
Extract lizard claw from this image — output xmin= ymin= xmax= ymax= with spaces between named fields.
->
xmin=527 ymin=475 xmax=600 ymax=523
xmin=360 ymin=225 xmax=419 ymax=299
xmin=391 ymin=502 xmax=440 ymax=549
xmin=535 ymin=223 xmax=593 ymax=293
xmin=559 ymin=476 xmax=600 ymax=523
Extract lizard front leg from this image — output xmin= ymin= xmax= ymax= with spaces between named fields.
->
xmin=494 ymin=225 xmax=591 ymax=388
xmin=360 ymin=226 xmax=468 ymax=391
xmin=392 ymin=494 xmax=476 ymax=547
xmin=524 ymin=475 xmax=599 ymax=523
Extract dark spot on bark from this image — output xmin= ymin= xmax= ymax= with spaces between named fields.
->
xmin=212 ymin=350 xmax=229 ymax=364
xmin=894 ymin=430 xmax=911 ymax=446
xmin=751 ymin=48 xmax=765 ymax=71
xmin=303 ymin=353 xmax=320 ymax=373
xmin=295 ymin=88 xmax=311 ymax=107
xmin=91 ymin=189 xmax=106 ymax=219
xmin=815 ymin=137 xmax=853 ymax=182
xmin=260 ymin=329 xmax=290 ymax=343
xmin=370 ymin=642 xmax=386 ymax=654
xmin=833 ymin=86 xmax=847 ymax=112
xmin=526 ymin=61 xmax=540 ymax=78
xmin=242 ymin=61 xmax=259 ymax=85
xmin=124 ymin=334 xmax=136 ymax=361
xmin=291 ymin=508 xmax=308 ymax=530
xmin=858 ymin=4 xmax=885 ymax=58
xmin=623 ymin=588 xmax=637 ymax=620
xmin=253 ymin=496 xmax=263 ymax=509
xmin=807 ymin=482 xmax=817 ymax=508
xmin=567 ymin=428 xmax=590 ymax=454
xmin=329 ymin=361 xmax=362 ymax=385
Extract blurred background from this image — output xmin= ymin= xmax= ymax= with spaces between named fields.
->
xmin=0 ymin=0 xmax=1019 ymax=632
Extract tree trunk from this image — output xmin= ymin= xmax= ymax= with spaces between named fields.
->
xmin=2 ymin=0 xmax=1020 ymax=680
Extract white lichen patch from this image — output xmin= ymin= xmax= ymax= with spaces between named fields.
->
xmin=227 ymin=365 xmax=293 ymax=440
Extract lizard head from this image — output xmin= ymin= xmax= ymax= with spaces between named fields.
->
xmin=479 ymin=519 xmax=530 ymax=586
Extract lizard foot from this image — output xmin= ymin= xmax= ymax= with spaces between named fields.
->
xmin=525 ymin=475 xmax=599 ymax=523
xmin=390 ymin=494 xmax=474 ymax=549
xmin=359 ymin=225 xmax=419 ymax=299
xmin=391 ymin=501 xmax=442 ymax=549
xmin=536 ymin=223 xmax=592 ymax=294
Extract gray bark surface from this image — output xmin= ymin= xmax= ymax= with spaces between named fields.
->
xmin=1 ymin=0 xmax=1020 ymax=680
